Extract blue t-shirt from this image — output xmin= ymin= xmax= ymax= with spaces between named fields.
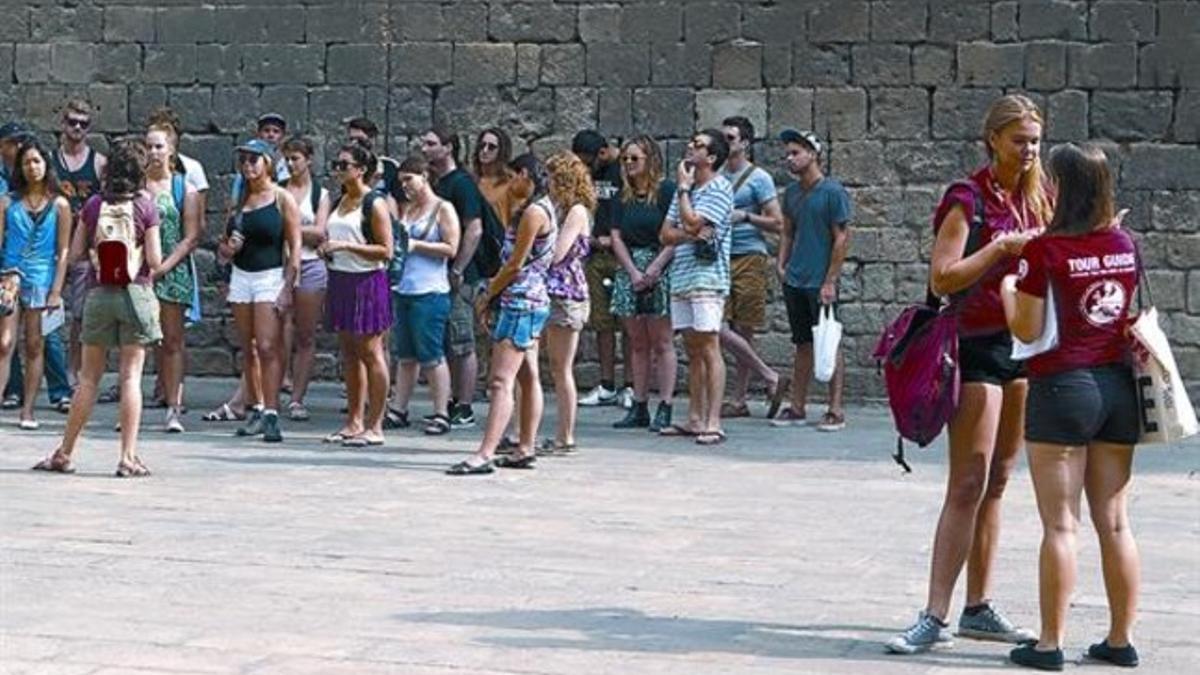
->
xmin=0 ymin=165 xmax=10 ymax=196
xmin=783 ymin=177 xmax=852 ymax=289
xmin=721 ymin=164 xmax=777 ymax=256
xmin=1 ymin=197 xmax=61 ymax=292
xmin=665 ymin=174 xmax=734 ymax=296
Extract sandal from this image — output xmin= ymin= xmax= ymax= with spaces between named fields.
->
xmin=659 ymin=423 xmax=701 ymax=437
xmin=446 ymin=459 xmax=494 ymax=476
xmin=382 ymin=406 xmax=409 ymax=430
xmin=495 ymin=434 xmax=519 ymax=454
xmin=767 ymin=375 xmax=789 ymax=420
xmin=323 ymin=430 xmax=356 ymax=444
xmin=695 ymin=430 xmax=727 ymax=446
xmin=494 ymin=454 xmax=537 ymax=470
xmin=97 ymin=384 xmax=120 ymax=404
xmin=18 ymin=418 xmax=40 ymax=431
xmin=539 ymin=438 xmax=577 ymax=456
xmin=720 ymin=401 xmax=751 ymax=418
xmin=202 ymin=403 xmax=245 ymax=422
xmin=287 ymin=401 xmax=310 ymax=421
xmin=52 ymin=398 xmax=71 ymax=414
xmin=114 ymin=459 xmax=151 ymax=478
xmin=31 ymin=451 xmax=75 ymax=474
xmin=423 ymin=414 xmax=451 ymax=436
xmin=342 ymin=435 xmax=384 ymax=448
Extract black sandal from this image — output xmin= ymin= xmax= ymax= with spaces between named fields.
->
xmin=423 ymin=414 xmax=451 ymax=436
xmin=382 ymin=407 xmax=410 ymax=429
xmin=494 ymin=454 xmax=537 ymax=470
xmin=446 ymin=459 xmax=494 ymax=475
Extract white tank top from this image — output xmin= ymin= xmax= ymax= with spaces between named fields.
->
xmin=326 ymin=198 xmax=385 ymax=273
xmin=396 ymin=200 xmax=450 ymax=295
xmin=297 ymin=182 xmax=326 ymax=262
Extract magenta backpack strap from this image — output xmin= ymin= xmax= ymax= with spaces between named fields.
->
xmin=927 ymin=180 xmax=986 ymax=310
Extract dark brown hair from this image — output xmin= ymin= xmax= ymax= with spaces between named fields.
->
xmin=472 ymin=127 xmax=513 ymax=179
xmin=1046 ymin=143 xmax=1116 ymax=236
xmin=11 ymin=138 xmax=61 ymax=198
xmin=105 ymin=138 xmax=148 ymax=198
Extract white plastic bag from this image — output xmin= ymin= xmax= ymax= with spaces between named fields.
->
xmin=1130 ymin=307 xmax=1198 ymax=444
xmin=813 ymin=304 xmax=842 ymax=383
xmin=1011 ymin=287 xmax=1059 ymax=360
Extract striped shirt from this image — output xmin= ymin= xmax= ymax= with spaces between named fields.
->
xmin=665 ymin=174 xmax=734 ymax=296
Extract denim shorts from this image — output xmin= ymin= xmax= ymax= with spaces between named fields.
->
xmin=392 ymin=292 xmax=451 ymax=366
xmin=1026 ymin=363 xmax=1139 ymax=446
xmin=491 ymin=305 xmax=550 ymax=351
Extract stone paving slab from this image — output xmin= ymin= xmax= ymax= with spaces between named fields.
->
xmin=1 ymin=378 xmax=1198 ymax=674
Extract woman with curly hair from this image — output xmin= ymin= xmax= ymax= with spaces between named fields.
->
xmin=541 ymin=152 xmax=596 ymax=454
xmin=609 ymin=136 xmax=677 ymax=431
xmin=0 ymin=138 xmax=72 ymax=431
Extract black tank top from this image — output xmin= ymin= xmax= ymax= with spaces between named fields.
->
xmin=234 ymin=199 xmax=285 ymax=272
xmin=54 ymin=147 xmax=101 ymax=214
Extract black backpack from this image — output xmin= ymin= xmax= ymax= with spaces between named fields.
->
xmin=473 ymin=200 xmax=505 ymax=278
xmin=338 ymin=190 xmax=408 ymax=282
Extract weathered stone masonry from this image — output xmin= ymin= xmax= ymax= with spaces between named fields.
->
xmin=1 ymin=0 xmax=1196 ymax=400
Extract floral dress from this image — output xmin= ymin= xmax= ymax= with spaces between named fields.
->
xmin=152 ymin=189 xmax=193 ymax=305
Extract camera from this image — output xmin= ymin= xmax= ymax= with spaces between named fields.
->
xmin=694 ymin=237 xmax=718 ymax=263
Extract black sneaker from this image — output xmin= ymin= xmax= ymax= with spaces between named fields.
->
xmin=235 ymin=409 xmax=264 ymax=437
xmin=261 ymin=412 xmax=283 ymax=443
xmin=449 ymin=404 xmax=475 ymax=429
xmin=648 ymin=402 xmax=673 ymax=433
xmin=1087 ymin=640 xmax=1139 ymax=667
xmin=1009 ymin=644 xmax=1064 ymax=671
xmin=613 ymin=402 xmax=650 ymax=429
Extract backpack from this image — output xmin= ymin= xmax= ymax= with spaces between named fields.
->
xmin=282 ymin=177 xmax=321 ymax=217
xmin=341 ymin=190 xmax=408 ymax=281
xmin=473 ymin=199 xmax=505 ymax=278
xmin=874 ymin=181 xmax=985 ymax=472
xmin=91 ymin=198 xmax=142 ymax=286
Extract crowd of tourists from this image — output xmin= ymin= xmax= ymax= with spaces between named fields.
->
xmin=3 ymin=93 xmax=1154 ymax=669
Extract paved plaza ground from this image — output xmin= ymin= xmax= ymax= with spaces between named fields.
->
xmin=1 ymin=378 xmax=1197 ymax=674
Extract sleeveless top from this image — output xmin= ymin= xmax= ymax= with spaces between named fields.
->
xmin=396 ymin=200 xmax=450 ymax=296
xmin=293 ymin=181 xmax=325 ymax=262
xmin=546 ymin=204 xmax=590 ymax=302
xmin=499 ymin=195 xmax=558 ymax=311
xmin=326 ymin=197 xmax=385 ymax=274
xmin=54 ymin=147 xmax=102 ymax=215
xmin=233 ymin=194 xmax=285 ymax=273
xmin=1 ymin=198 xmax=60 ymax=291
xmin=150 ymin=186 xmax=193 ymax=304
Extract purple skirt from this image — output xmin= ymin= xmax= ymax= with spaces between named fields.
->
xmin=326 ymin=268 xmax=393 ymax=335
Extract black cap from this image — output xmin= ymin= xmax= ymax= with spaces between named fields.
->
xmin=571 ymin=130 xmax=605 ymax=157
xmin=0 ymin=122 xmax=33 ymax=141
xmin=256 ymin=112 xmax=287 ymax=131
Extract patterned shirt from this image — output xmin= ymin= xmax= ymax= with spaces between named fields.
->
xmin=500 ymin=196 xmax=558 ymax=311
xmin=665 ymin=174 xmax=734 ymax=296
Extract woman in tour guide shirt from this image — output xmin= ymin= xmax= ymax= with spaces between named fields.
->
xmin=887 ymin=94 xmax=1053 ymax=655
xmin=1001 ymin=144 xmax=1143 ymax=672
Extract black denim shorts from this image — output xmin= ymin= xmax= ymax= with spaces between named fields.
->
xmin=1025 ymin=364 xmax=1139 ymax=446
xmin=959 ymin=331 xmax=1025 ymax=385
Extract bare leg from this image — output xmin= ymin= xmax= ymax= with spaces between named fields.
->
xmin=68 ymin=319 xmax=83 ymax=386
xmin=622 ymin=317 xmax=650 ymax=401
xmin=290 ymin=289 xmax=324 ymax=405
xmin=546 ymin=324 xmax=581 ymax=445
xmin=516 ymin=343 xmax=543 ymax=455
xmin=393 ymin=359 xmax=419 ymax=413
xmin=251 ymin=303 xmax=284 ymax=410
xmin=20 ymin=308 xmax=45 ymax=424
xmin=338 ymin=331 xmax=365 ymax=437
xmin=469 ymin=340 xmax=526 ymax=461
xmin=280 ymin=307 xmax=294 ymax=391
xmin=450 ymin=350 xmax=478 ymax=405
xmin=683 ymin=331 xmax=706 ymax=431
xmin=597 ymin=328 xmax=616 ymax=385
xmin=232 ymin=303 xmax=263 ymax=409
xmin=358 ymin=332 xmax=390 ymax=438
xmin=826 ymin=346 xmax=846 ymax=417
xmin=427 ymin=360 xmax=451 ymax=417
xmin=1085 ymin=441 xmax=1140 ymax=648
xmin=721 ymin=323 xmax=776 ymax=405
xmin=54 ymin=344 xmax=107 ymax=460
xmin=116 ymin=344 xmax=148 ymax=466
xmin=649 ymin=317 xmax=676 ymax=404
xmin=1027 ymin=441 xmax=1087 ymax=649
xmin=0 ymin=307 xmax=21 ymax=403
xmin=791 ymin=342 xmax=814 ymax=415
xmin=158 ymin=302 xmax=186 ymax=409
xmin=699 ymin=332 xmax=725 ymax=432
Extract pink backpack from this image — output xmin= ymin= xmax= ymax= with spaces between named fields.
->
xmin=875 ymin=181 xmax=984 ymax=471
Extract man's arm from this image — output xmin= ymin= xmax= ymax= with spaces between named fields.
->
xmin=820 ymin=223 xmax=851 ymax=304
xmin=776 ymin=209 xmax=793 ymax=279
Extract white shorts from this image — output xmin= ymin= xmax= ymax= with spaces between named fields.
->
xmin=228 ymin=266 xmax=285 ymax=304
xmin=670 ymin=292 xmax=725 ymax=333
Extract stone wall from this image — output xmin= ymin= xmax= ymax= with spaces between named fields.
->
xmin=1 ymin=0 xmax=1196 ymax=400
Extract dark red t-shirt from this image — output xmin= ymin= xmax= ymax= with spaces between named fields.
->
xmin=1016 ymin=227 xmax=1137 ymax=377
xmin=933 ymin=167 xmax=1045 ymax=337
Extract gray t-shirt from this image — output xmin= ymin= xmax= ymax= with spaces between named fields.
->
xmin=783 ymin=177 xmax=852 ymax=289
xmin=721 ymin=164 xmax=777 ymax=256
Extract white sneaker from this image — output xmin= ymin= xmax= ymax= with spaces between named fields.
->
xmin=616 ymin=386 xmax=634 ymax=409
xmin=164 ymin=408 xmax=185 ymax=434
xmin=578 ymin=385 xmax=617 ymax=407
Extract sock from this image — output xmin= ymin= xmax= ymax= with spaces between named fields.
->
xmin=962 ymin=603 xmax=989 ymax=616
xmin=263 ymin=408 xmax=278 ymax=417
xmin=600 ymin=379 xmax=615 ymax=391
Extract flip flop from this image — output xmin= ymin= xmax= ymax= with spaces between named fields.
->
xmin=323 ymin=431 xmax=350 ymax=444
xmin=695 ymin=430 xmax=727 ymax=446
xmin=342 ymin=435 xmax=385 ymax=448
xmin=659 ymin=424 xmax=700 ymax=437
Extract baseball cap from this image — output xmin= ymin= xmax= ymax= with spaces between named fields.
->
xmin=256 ymin=112 xmax=287 ymax=131
xmin=236 ymin=138 xmax=275 ymax=157
xmin=779 ymin=129 xmax=822 ymax=155
xmin=0 ymin=122 xmax=33 ymax=141
xmin=571 ymin=130 xmax=605 ymax=157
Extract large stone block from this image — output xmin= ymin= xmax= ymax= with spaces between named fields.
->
xmin=1166 ymin=235 xmax=1200 ymax=271
xmin=97 ymin=44 xmax=141 ymax=84
xmin=1019 ymin=0 xmax=1087 ymax=39
xmin=554 ymin=87 xmax=598 ymax=135
xmin=1146 ymin=270 xmax=1188 ymax=311
xmin=1024 ymin=41 xmax=1066 ymax=90
xmin=712 ymin=42 xmax=762 ymax=89
xmin=542 ymin=44 xmax=586 ymax=85
xmin=1092 ymin=91 xmax=1174 ymax=142
xmin=793 ymin=44 xmax=851 ymax=86
xmin=196 ymin=45 xmax=242 ymax=85
xmin=0 ymin=8 xmax=28 ymax=41
xmin=442 ymin=3 xmax=488 ymax=43
xmin=1176 ymin=90 xmax=1200 ymax=143
xmin=489 ymin=3 xmax=576 ymax=43
xmin=912 ymin=45 xmax=954 ymax=86
xmin=211 ymin=86 xmax=260 ymax=134
xmin=579 ymin=4 xmax=621 ymax=43
xmin=869 ymin=88 xmax=929 ymax=139
xmin=810 ymin=1 xmax=869 ymax=43
xmin=128 ymin=85 xmax=168 ymax=129
xmin=1138 ymin=40 xmax=1199 ymax=89
xmin=31 ymin=6 xmax=103 ymax=43
xmin=860 ymin=262 xmax=897 ymax=301
xmin=156 ymin=6 xmax=216 ymax=44
xmin=1190 ymin=271 xmax=1200 ymax=314
xmin=167 ymin=87 xmax=214 ymax=133
xmin=517 ymin=44 xmax=540 ymax=90
xmin=1160 ymin=0 xmax=1200 ymax=42
xmin=305 ymin=4 xmax=373 ymax=43
xmin=15 ymin=45 xmax=51 ymax=84
xmin=327 ymin=44 xmax=387 ymax=86
xmin=87 ymin=84 xmax=128 ymax=134
xmin=0 ymin=48 xmax=12 ymax=87
xmin=1124 ymin=145 xmax=1200 ymax=190
xmin=1152 ymin=191 xmax=1200 ymax=232
xmin=104 ymin=6 xmax=155 ymax=43
xmin=932 ymin=88 xmax=1000 ymax=139
xmin=241 ymin=45 xmax=323 ymax=85
xmin=453 ymin=43 xmax=516 ymax=86
xmin=650 ymin=42 xmax=711 ymax=87
xmin=387 ymin=86 xmax=434 ymax=136
xmin=696 ymin=89 xmax=766 ymax=136
xmin=885 ymin=141 xmax=966 ymax=184
xmin=143 ymin=45 xmax=197 ymax=85
xmin=742 ymin=3 xmax=806 ymax=44
xmin=1090 ymin=1 xmax=1156 ymax=41
xmin=956 ymin=42 xmax=1023 ymax=86
xmin=587 ymin=43 xmax=649 ymax=87
xmin=831 ymin=140 xmax=895 ymax=187
xmin=178 ymin=135 xmax=233 ymax=178
xmin=1068 ymin=43 xmax=1137 ymax=89
xmin=396 ymin=4 xmax=446 ymax=41
xmin=309 ymin=86 xmax=364 ymax=136
xmin=928 ymin=0 xmax=989 ymax=44
xmin=621 ymin=3 xmax=682 ymax=43
xmin=1047 ymin=89 xmax=1088 ymax=141
xmin=684 ymin=2 xmax=741 ymax=44
xmin=763 ymin=44 xmax=792 ymax=86
xmin=871 ymin=1 xmax=928 ymax=42
xmin=259 ymin=85 xmax=308 ymax=132
xmin=847 ymin=187 xmax=906 ymax=227
xmin=852 ymin=44 xmax=911 ymax=85
xmin=435 ymin=86 xmax=554 ymax=140
xmin=814 ymin=87 xmax=867 ymax=141
xmin=633 ymin=87 xmax=694 ymax=137
xmin=597 ymin=87 xmax=632 ymax=136
xmin=992 ymin=1 xmax=1019 ymax=41
xmin=213 ymin=6 xmax=304 ymax=45
xmin=768 ymin=88 xmax=814 ymax=136
xmin=390 ymin=43 xmax=452 ymax=85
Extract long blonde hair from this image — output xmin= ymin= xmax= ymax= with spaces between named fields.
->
xmin=619 ymin=135 xmax=664 ymax=205
xmin=982 ymin=94 xmax=1054 ymax=226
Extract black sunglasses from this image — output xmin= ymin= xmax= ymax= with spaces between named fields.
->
xmin=330 ymin=159 xmax=361 ymax=172
xmin=237 ymin=152 xmax=262 ymax=165
xmin=65 ymin=117 xmax=90 ymax=130
xmin=479 ymin=141 xmax=499 ymax=151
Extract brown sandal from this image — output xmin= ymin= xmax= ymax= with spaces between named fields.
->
xmin=115 ymin=458 xmax=151 ymax=478
xmin=32 ymin=451 xmax=75 ymax=474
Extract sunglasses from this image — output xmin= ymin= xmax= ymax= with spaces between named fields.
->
xmin=237 ymin=153 xmax=262 ymax=165
xmin=724 ymin=134 xmax=738 ymax=143
xmin=330 ymin=159 xmax=361 ymax=172
xmin=479 ymin=141 xmax=499 ymax=151
xmin=689 ymin=139 xmax=710 ymax=151
xmin=621 ymin=155 xmax=644 ymax=163
xmin=65 ymin=117 xmax=90 ymax=130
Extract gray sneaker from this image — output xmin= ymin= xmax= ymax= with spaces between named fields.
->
xmin=957 ymin=602 xmax=1037 ymax=644
xmin=235 ymin=409 xmax=264 ymax=437
xmin=886 ymin=611 xmax=954 ymax=654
